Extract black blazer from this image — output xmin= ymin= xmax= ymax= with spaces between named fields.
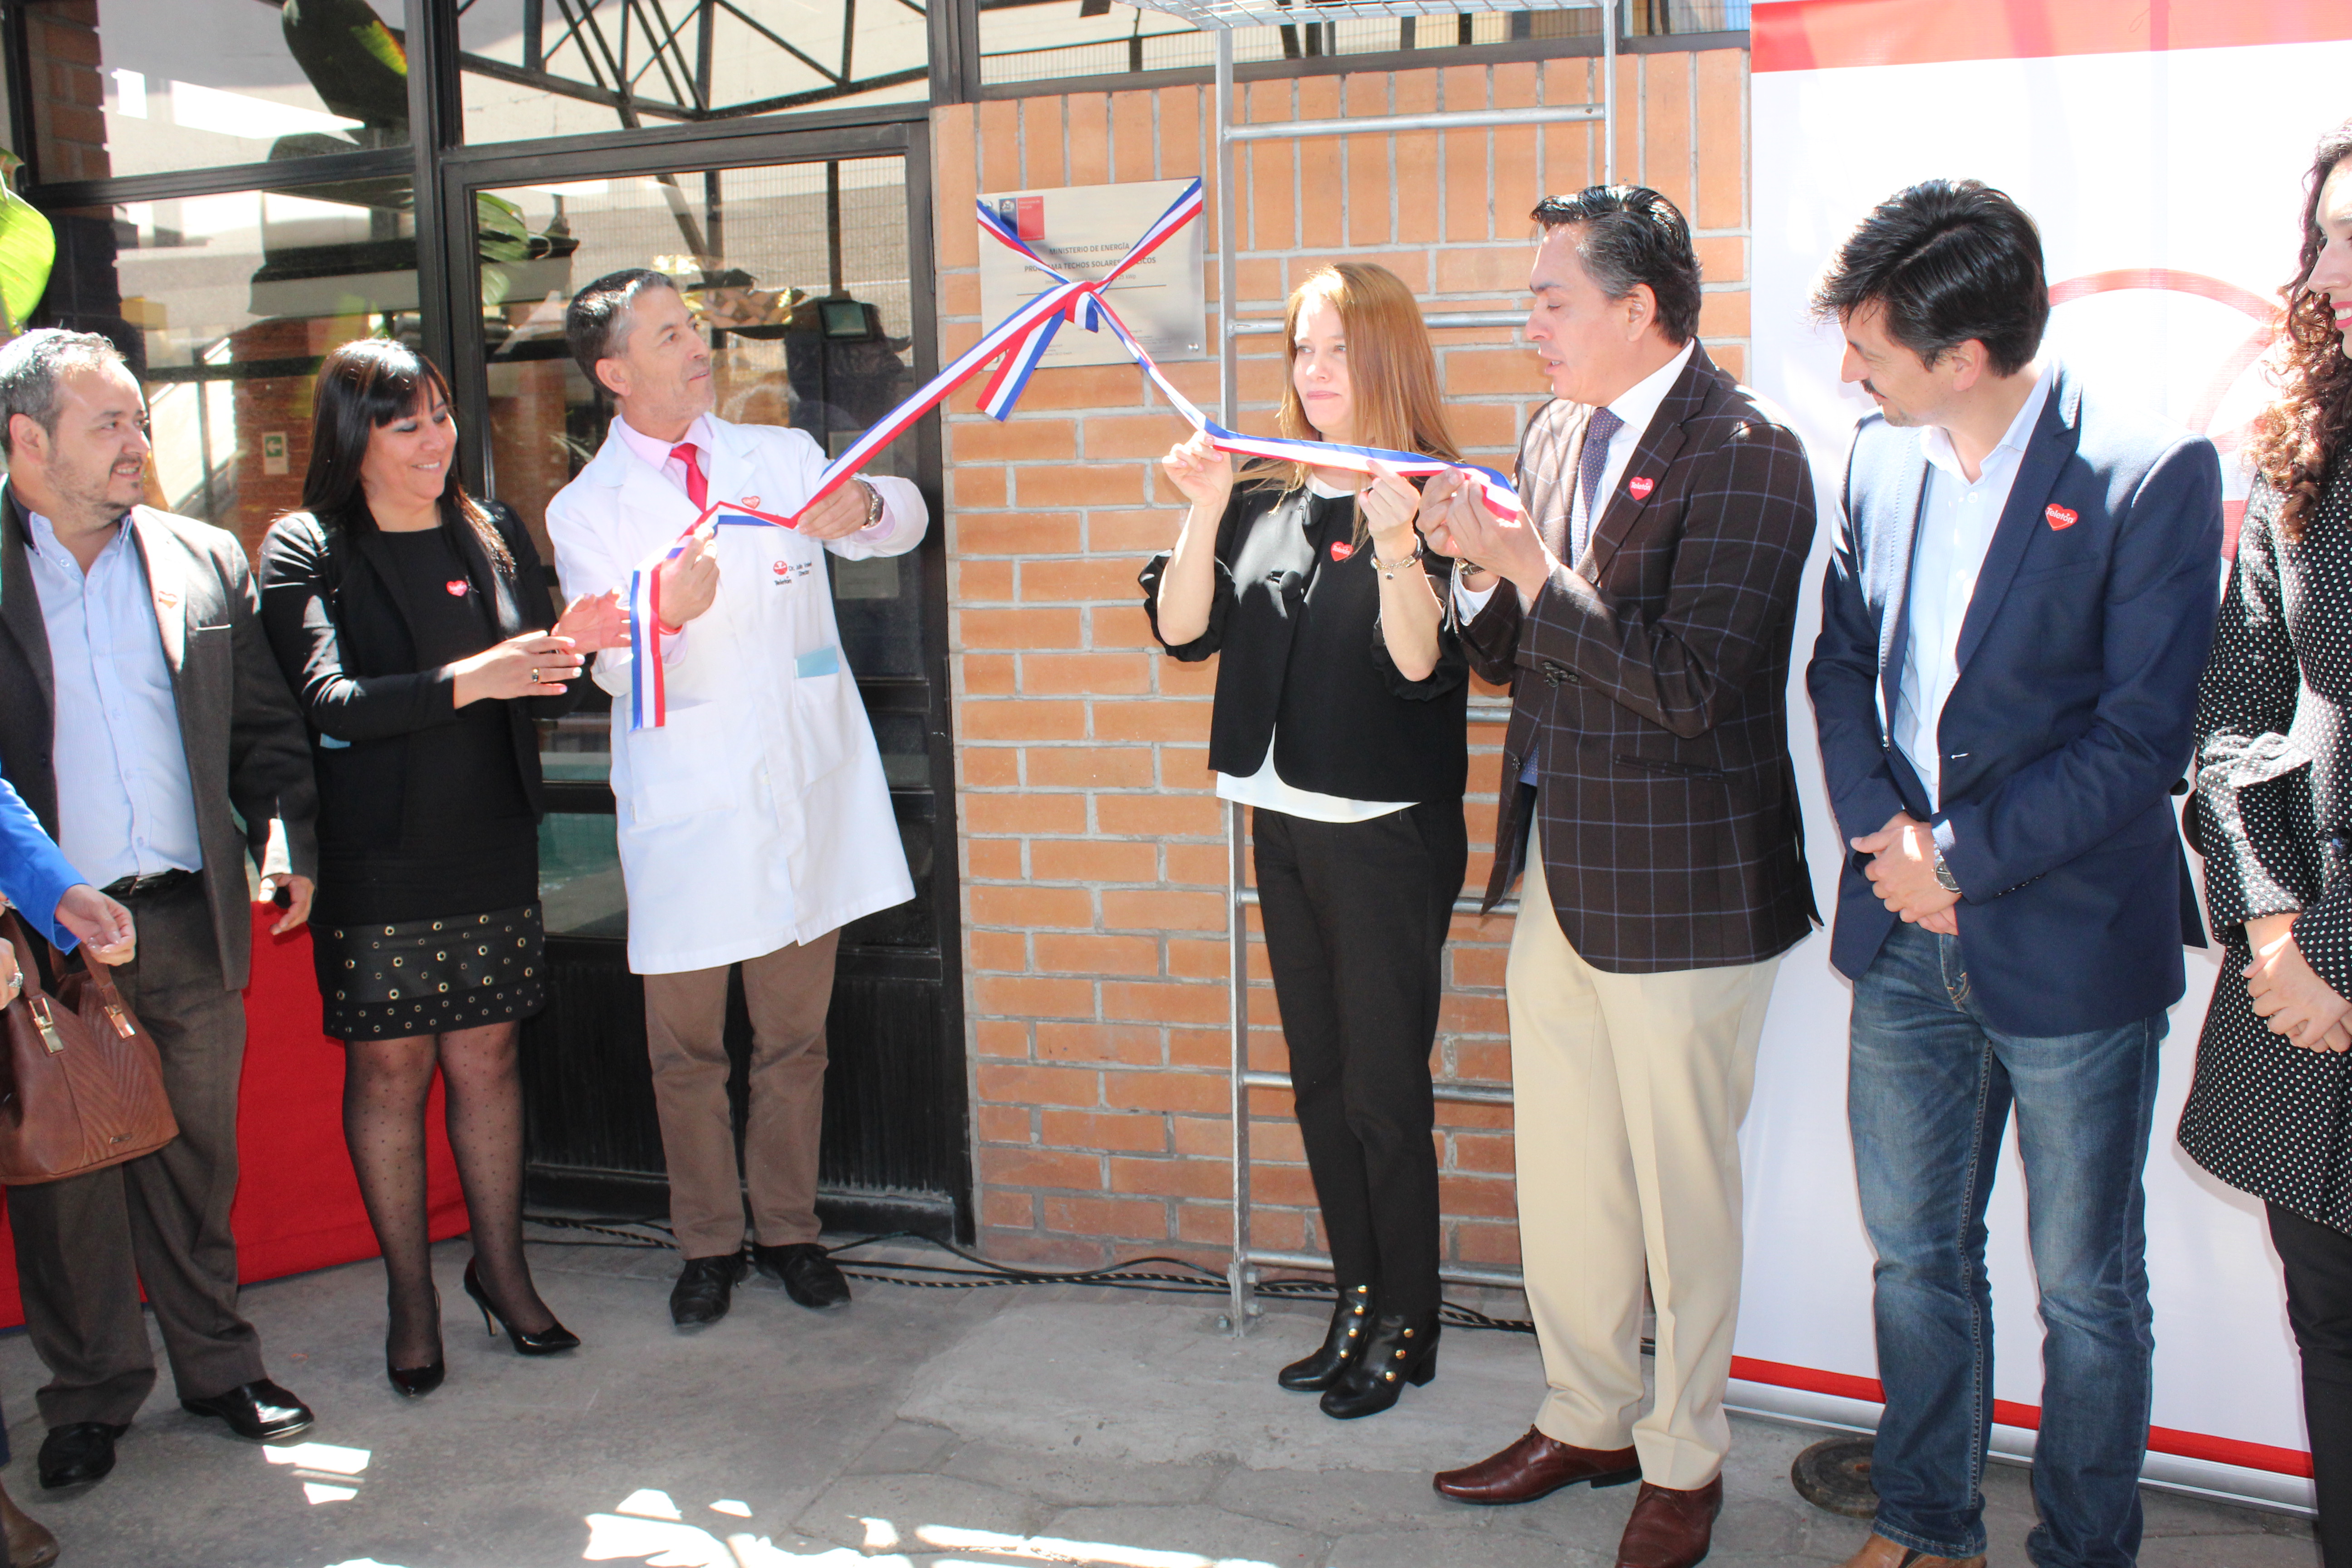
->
xmin=1140 ymin=481 xmax=1468 ymax=804
xmin=257 ymin=502 xmax=578 ymax=852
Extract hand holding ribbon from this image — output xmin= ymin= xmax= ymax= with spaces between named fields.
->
xmin=619 ymin=176 xmax=1525 ymax=728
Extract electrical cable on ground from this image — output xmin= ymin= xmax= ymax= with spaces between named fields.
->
xmin=522 ymin=1213 xmax=1535 ymax=1333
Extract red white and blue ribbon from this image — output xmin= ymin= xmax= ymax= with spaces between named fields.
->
xmin=622 ymin=175 xmax=1521 ymax=728
xmin=625 ymin=502 xmax=800 ymax=731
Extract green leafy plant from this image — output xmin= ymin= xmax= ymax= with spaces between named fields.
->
xmin=0 ymin=151 xmax=57 ymax=341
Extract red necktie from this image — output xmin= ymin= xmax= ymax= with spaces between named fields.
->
xmin=669 ymin=442 xmax=708 ymax=511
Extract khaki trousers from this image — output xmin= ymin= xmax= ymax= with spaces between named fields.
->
xmin=1506 ymin=829 xmax=1778 ymax=1490
xmin=641 ymin=930 xmax=839 ymax=1259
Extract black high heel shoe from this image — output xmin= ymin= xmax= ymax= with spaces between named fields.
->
xmin=387 ymin=1289 xmax=446 ymax=1398
xmin=1277 ymin=1284 xmax=1374 ymax=1392
xmin=1318 ymin=1311 xmax=1439 ymax=1420
xmin=462 ymin=1260 xmax=582 ymax=1356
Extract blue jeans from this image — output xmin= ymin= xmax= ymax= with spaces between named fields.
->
xmin=1849 ymin=920 xmax=2163 ymax=1568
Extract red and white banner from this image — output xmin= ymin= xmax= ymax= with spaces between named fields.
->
xmin=1742 ymin=0 xmax=2352 ymax=1513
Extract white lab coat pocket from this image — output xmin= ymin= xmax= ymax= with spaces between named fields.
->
xmin=625 ymin=700 xmax=739 ymax=825
xmin=788 ymin=646 xmax=854 ymax=793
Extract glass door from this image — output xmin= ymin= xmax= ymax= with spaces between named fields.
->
xmin=447 ymin=127 xmax=966 ymax=1238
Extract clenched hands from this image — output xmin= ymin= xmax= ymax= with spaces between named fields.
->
xmin=1853 ymin=812 xmax=1960 ymax=936
xmin=2246 ymin=912 xmax=2352 ymax=1053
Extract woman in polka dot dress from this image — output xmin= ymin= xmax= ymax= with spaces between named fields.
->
xmin=258 ymin=341 xmax=627 ymax=1397
xmin=2179 ymin=120 xmax=2352 ymax=1563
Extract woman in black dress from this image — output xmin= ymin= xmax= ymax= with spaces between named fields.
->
xmin=1143 ymin=262 xmax=1473 ymax=1419
xmin=259 ymin=340 xmax=625 ymax=1396
xmin=2179 ymin=120 xmax=2352 ymax=1559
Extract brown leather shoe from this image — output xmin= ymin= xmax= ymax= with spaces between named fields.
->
xmin=0 ymin=1475 xmax=59 ymax=1568
xmin=1614 ymin=1477 xmax=1722 ymax=1568
xmin=1839 ymin=1534 xmax=1986 ymax=1568
xmin=1433 ymin=1426 xmax=1642 ymax=1504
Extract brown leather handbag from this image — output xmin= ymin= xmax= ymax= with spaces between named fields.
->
xmin=0 ymin=913 xmax=177 ymax=1183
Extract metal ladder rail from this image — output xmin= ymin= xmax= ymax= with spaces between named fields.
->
xmin=1208 ymin=0 xmax=1619 ymax=1334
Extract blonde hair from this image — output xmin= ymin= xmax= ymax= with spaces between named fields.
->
xmin=1261 ymin=263 xmax=1462 ymax=539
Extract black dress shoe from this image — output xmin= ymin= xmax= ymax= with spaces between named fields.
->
xmin=36 ymin=1422 xmax=125 ymax=1489
xmin=1320 ymin=1311 xmax=1440 ymax=1420
xmin=179 ymin=1378 xmax=315 ymax=1441
xmin=671 ymin=1252 xmax=749 ymax=1328
xmin=753 ymin=1242 xmax=851 ymax=1309
xmin=1278 ymin=1283 xmax=1374 ymax=1392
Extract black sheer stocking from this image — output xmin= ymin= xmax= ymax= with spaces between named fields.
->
xmin=437 ymin=1022 xmax=554 ymax=1335
xmin=342 ymin=1021 xmax=553 ymax=1370
xmin=343 ymin=1035 xmax=442 ymax=1371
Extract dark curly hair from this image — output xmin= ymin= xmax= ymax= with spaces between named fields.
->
xmin=2251 ymin=120 xmax=2352 ymax=540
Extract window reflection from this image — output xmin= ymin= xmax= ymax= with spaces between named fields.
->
xmin=457 ymin=0 xmax=927 ymax=145
xmin=51 ymin=186 xmax=412 ymax=561
xmin=21 ymin=0 xmax=408 ymax=182
xmin=978 ymin=0 xmax=1747 ymax=87
xmin=537 ymin=811 xmax=629 ymax=938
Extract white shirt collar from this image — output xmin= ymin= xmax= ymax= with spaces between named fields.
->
xmin=612 ymin=410 xmax=719 ymax=472
xmin=1600 ymin=339 xmax=1696 ymax=446
xmin=1919 ymin=361 xmax=2056 ymax=481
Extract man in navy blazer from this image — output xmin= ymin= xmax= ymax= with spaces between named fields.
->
xmin=1806 ymin=182 xmax=2222 ymax=1568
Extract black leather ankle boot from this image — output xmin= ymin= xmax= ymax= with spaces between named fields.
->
xmin=1277 ymin=1283 xmax=1374 ymax=1392
xmin=1318 ymin=1310 xmax=1439 ymax=1419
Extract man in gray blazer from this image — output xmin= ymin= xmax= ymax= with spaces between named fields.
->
xmin=0 ymin=329 xmax=321 ymax=1489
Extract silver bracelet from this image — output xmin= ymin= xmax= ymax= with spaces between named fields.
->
xmin=1374 ymin=534 xmax=1426 ymax=580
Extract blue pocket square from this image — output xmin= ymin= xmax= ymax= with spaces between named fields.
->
xmin=795 ymin=646 xmax=841 ymax=679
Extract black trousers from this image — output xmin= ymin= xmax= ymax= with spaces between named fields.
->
xmin=1252 ymin=799 xmax=1467 ymax=1318
xmin=2271 ymin=1202 xmax=2352 ymax=1564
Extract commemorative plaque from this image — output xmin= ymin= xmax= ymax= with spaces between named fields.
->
xmin=975 ymin=177 xmax=1209 ymax=369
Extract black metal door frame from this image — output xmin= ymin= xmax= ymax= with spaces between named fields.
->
xmin=437 ymin=118 xmax=969 ymax=1240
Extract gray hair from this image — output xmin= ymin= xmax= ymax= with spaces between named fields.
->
xmin=565 ymin=268 xmax=679 ymax=388
xmin=0 ymin=328 xmax=129 ymax=456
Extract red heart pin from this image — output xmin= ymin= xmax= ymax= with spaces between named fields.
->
xmin=1627 ymin=475 xmax=1655 ymax=501
xmin=445 ymin=579 xmax=468 ymax=596
xmin=1329 ymin=540 xmax=1354 ymax=562
xmin=2045 ymin=504 xmax=2078 ymax=531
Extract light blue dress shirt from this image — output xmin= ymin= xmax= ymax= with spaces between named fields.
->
xmin=24 ymin=510 xmax=203 ymax=888
xmin=1892 ymin=363 xmax=2056 ymax=812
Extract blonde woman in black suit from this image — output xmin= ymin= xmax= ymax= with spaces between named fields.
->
xmin=1143 ymin=263 xmax=1474 ymax=1420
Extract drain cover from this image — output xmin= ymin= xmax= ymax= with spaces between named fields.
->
xmin=1792 ymin=1436 xmax=1880 ymax=1519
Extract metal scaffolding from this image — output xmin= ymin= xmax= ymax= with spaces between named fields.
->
xmin=1122 ymin=0 xmax=1619 ymax=1334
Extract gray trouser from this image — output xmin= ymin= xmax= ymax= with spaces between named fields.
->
xmin=7 ymin=878 xmax=265 ymax=1427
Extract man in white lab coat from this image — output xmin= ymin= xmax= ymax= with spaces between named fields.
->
xmin=545 ymin=269 xmax=925 ymax=1328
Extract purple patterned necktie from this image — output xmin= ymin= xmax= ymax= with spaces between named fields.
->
xmin=1571 ymin=405 xmax=1623 ymax=563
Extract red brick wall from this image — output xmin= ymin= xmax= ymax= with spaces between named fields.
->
xmin=20 ymin=1 xmax=108 ymax=185
xmin=935 ymin=48 xmax=1752 ymax=1269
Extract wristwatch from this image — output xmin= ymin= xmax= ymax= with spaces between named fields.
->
xmin=1932 ymin=848 xmax=1960 ymax=893
xmin=858 ymin=479 xmax=886 ymax=530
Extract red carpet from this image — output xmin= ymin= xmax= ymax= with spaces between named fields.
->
xmin=0 ymin=907 xmax=468 ymax=1328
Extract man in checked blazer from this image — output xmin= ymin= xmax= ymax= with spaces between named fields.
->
xmin=0 ymin=330 xmax=321 ymax=1489
xmin=1425 ymin=186 xmax=1818 ymax=1568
